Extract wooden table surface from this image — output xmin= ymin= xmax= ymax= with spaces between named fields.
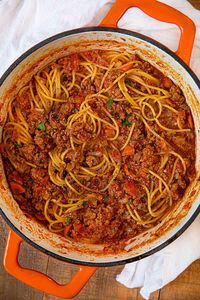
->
xmin=1 ymin=1 xmax=200 ymax=299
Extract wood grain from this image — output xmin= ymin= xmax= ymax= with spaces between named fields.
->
xmin=188 ymin=0 xmax=200 ymax=9
xmin=1 ymin=212 xmax=200 ymax=300
xmin=0 ymin=1 xmax=200 ymax=300
xmin=159 ymin=260 xmax=200 ymax=300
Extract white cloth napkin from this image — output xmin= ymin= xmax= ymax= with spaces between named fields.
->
xmin=0 ymin=1 xmax=199 ymax=299
xmin=116 ymin=217 xmax=200 ymax=299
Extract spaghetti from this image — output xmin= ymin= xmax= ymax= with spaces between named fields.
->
xmin=2 ymin=50 xmax=195 ymax=249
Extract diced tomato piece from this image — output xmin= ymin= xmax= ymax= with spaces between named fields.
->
xmin=124 ymin=180 xmax=137 ymax=196
xmin=10 ymin=182 xmax=25 ymax=194
xmin=105 ymin=126 xmax=115 ymax=138
xmin=64 ymin=224 xmax=72 ymax=236
xmin=74 ymin=223 xmax=84 ymax=234
xmin=122 ymin=145 xmax=135 ymax=156
xmin=0 ymin=143 xmax=7 ymax=153
xmin=10 ymin=171 xmax=23 ymax=185
xmin=111 ymin=149 xmax=121 ymax=162
xmin=162 ymin=77 xmax=173 ymax=89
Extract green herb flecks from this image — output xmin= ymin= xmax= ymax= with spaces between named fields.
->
xmin=141 ymin=195 xmax=146 ymax=201
xmin=122 ymin=113 xmax=132 ymax=127
xmin=125 ymin=79 xmax=132 ymax=86
xmin=139 ymin=134 xmax=145 ymax=139
xmin=82 ymin=201 xmax=87 ymax=207
xmin=37 ymin=123 xmax=46 ymax=131
xmin=107 ymin=98 xmax=114 ymax=110
xmin=63 ymin=170 xmax=68 ymax=177
xmin=66 ymin=217 xmax=72 ymax=225
xmin=15 ymin=143 xmax=22 ymax=148
xmin=128 ymin=199 xmax=134 ymax=205
xmin=103 ymin=195 xmax=109 ymax=203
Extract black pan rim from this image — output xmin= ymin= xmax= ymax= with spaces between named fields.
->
xmin=0 ymin=27 xmax=200 ymax=89
xmin=0 ymin=26 xmax=200 ymax=267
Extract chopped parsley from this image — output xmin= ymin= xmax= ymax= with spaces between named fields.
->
xmin=103 ymin=195 xmax=109 ymax=203
xmin=66 ymin=217 xmax=72 ymax=225
xmin=72 ymin=108 xmax=79 ymax=113
xmin=37 ymin=122 xmax=46 ymax=131
xmin=63 ymin=170 xmax=68 ymax=177
xmin=15 ymin=143 xmax=22 ymax=148
xmin=141 ymin=195 xmax=146 ymax=201
xmin=122 ymin=113 xmax=132 ymax=127
xmin=82 ymin=201 xmax=87 ymax=207
xmin=139 ymin=134 xmax=145 ymax=139
xmin=107 ymin=98 xmax=114 ymax=109
xmin=125 ymin=79 xmax=132 ymax=86
xmin=128 ymin=199 xmax=134 ymax=205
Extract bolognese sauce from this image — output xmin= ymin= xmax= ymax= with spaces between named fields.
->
xmin=1 ymin=50 xmax=195 ymax=249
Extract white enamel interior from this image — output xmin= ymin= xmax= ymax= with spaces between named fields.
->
xmin=0 ymin=29 xmax=199 ymax=264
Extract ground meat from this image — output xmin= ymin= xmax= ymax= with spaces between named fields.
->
xmin=49 ymin=128 xmax=69 ymax=147
xmin=141 ymin=145 xmax=159 ymax=168
xmin=76 ymin=204 xmax=124 ymax=243
xmin=169 ymin=84 xmax=186 ymax=105
xmin=31 ymin=168 xmax=47 ymax=182
xmin=20 ymin=144 xmax=36 ymax=161
xmin=27 ymin=109 xmax=47 ymax=134
xmin=58 ymin=53 xmax=81 ymax=72
xmin=82 ymin=50 xmax=109 ymax=67
xmin=16 ymin=92 xmax=32 ymax=111
xmin=2 ymin=49 xmax=196 ymax=252
xmin=34 ymin=131 xmax=55 ymax=151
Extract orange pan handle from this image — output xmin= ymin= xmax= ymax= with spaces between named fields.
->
xmin=99 ymin=0 xmax=196 ymax=64
xmin=4 ymin=230 xmax=97 ymax=298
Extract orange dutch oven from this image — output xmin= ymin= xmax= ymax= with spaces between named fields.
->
xmin=0 ymin=0 xmax=200 ymax=298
